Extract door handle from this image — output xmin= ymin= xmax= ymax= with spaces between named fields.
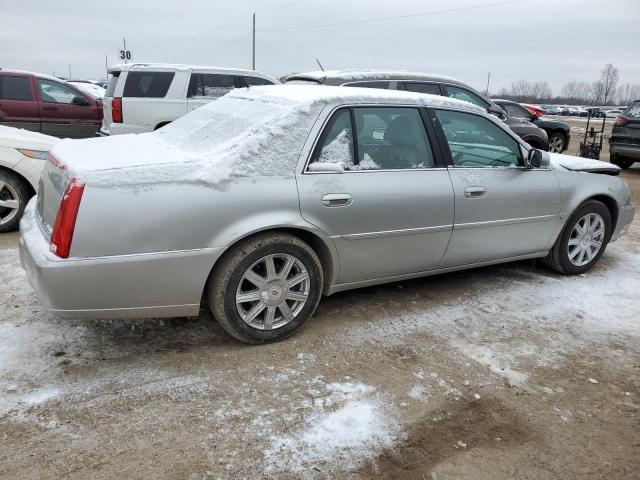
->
xmin=321 ymin=193 xmax=353 ymax=207
xmin=464 ymin=186 xmax=487 ymax=198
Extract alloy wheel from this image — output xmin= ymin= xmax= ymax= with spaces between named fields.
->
xmin=567 ymin=213 xmax=605 ymax=266
xmin=0 ymin=180 xmax=20 ymax=226
xmin=549 ymin=135 xmax=564 ymax=153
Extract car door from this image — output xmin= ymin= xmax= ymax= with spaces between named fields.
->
xmin=35 ymin=78 xmax=100 ymax=138
xmin=431 ymin=108 xmax=561 ymax=267
xmin=0 ymin=74 xmax=40 ymax=132
xmin=297 ymin=105 xmax=454 ymax=285
xmin=186 ymin=73 xmax=236 ymax=112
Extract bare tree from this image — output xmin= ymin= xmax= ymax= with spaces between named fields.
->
xmin=592 ymin=80 xmax=605 ymax=105
xmin=617 ymin=83 xmax=640 ymax=105
xmin=561 ymin=81 xmax=593 ymax=101
xmin=599 ymin=63 xmax=619 ymax=104
xmin=530 ymin=81 xmax=552 ymax=100
xmin=510 ymin=80 xmax=532 ymax=98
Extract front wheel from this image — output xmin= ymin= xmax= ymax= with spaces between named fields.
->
xmin=543 ymin=200 xmax=612 ymax=274
xmin=0 ymin=170 xmax=32 ymax=233
xmin=207 ymin=233 xmax=323 ymax=344
xmin=548 ymin=132 xmax=566 ymax=153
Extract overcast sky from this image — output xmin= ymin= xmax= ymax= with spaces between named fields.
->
xmin=1 ymin=0 xmax=639 ymax=93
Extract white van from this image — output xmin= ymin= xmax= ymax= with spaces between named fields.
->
xmin=101 ymin=63 xmax=279 ymax=135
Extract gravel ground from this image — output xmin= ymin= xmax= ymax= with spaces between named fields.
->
xmin=1 ymin=167 xmax=639 ymax=480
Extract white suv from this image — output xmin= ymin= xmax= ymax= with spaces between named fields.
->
xmin=101 ymin=64 xmax=279 ymax=136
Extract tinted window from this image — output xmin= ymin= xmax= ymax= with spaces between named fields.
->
xmin=105 ymin=72 xmax=120 ymax=97
xmin=402 ymin=82 xmax=441 ymax=95
xmin=0 ymin=76 xmax=32 ymax=101
xmin=625 ymin=101 xmax=640 ymax=118
xmin=242 ymin=76 xmax=274 ymax=86
xmin=123 ymin=71 xmax=174 ymax=97
xmin=38 ymin=79 xmax=80 ymax=104
xmin=445 ymin=85 xmax=490 ymax=108
xmin=435 ymin=110 xmax=521 ymax=167
xmin=310 ymin=109 xmax=355 ymax=170
xmin=344 ymin=81 xmax=390 ymax=89
xmin=187 ymin=73 xmax=235 ymax=98
xmin=309 ymin=107 xmax=434 ymax=171
xmin=501 ymin=103 xmax=531 ymax=118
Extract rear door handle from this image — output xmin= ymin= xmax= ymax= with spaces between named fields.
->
xmin=321 ymin=193 xmax=353 ymax=207
xmin=464 ymin=186 xmax=487 ymax=198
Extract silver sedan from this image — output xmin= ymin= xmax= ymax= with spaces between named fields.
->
xmin=19 ymin=86 xmax=635 ymax=343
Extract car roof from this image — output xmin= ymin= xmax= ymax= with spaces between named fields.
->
xmin=285 ymin=69 xmax=465 ymax=86
xmin=0 ymin=69 xmax=70 ymax=83
xmin=107 ymin=63 xmax=278 ymax=82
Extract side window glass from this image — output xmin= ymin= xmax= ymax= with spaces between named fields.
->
xmin=445 ymin=85 xmax=490 ymax=108
xmin=200 ymin=74 xmax=235 ymax=97
xmin=0 ymin=76 xmax=33 ymax=101
xmin=435 ymin=110 xmax=521 ymax=167
xmin=243 ymin=76 xmax=274 ymax=86
xmin=343 ymin=81 xmax=390 ymax=89
xmin=503 ymin=103 xmax=530 ymax=118
xmin=353 ymin=107 xmax=434 ymax=170
xmin=122 ymin=72 xmax=175 ymax=98
xmin=38 ymin=79 xmax=80 ymax=104
xmin=187 ymin=74 xmax=203 ymax=97
xmin=402 ymin=83 xmax=441 ymax=95
xmin=309 ymin=109 xmax=355 ymax=170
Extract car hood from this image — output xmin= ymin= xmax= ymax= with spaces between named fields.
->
xmin=537 ymin=117 xmax=570 ymax=132
xmin=0 ymin=125 xmax=59 ymax=150
xmin=548 ymin=152 xmax=620 ymax=174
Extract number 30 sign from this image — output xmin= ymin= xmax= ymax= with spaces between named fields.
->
xmin=119 ymin=50 xmax=132 ymax=60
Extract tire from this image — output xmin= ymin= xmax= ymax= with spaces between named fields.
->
xmin=543 ymin=200 xmax=612 ymax=275
xmin=0 ymin=170 xmax=32 ymax=233
xmin=548 ymin=132 xmax=566 ymax=153
xmin=612 ymin=155 xmax=634 ymax=169
xmin=207 ymin=233 xmax=323 ymax=344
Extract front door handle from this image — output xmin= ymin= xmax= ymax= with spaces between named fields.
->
xmin=464 ymin=186 xmax=487 ymax=198
xmin=321 ymin=193 xmax=353 ymax=207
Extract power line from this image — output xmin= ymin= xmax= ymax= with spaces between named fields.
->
xmin=258 ymin=0 xmax=526 ymax=32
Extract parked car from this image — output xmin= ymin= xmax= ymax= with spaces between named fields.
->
xmin=610 ymin=100 xmax=640 ymax=169
xmin=0 ymin=125 xmax=58 ymax=232
xmin=284 ymin=70 xmax=549 ymax=150
xmin=521 ymin=103 xmax=545 ymax=117
xmin=0 ymin=69 xmax=103 ymax=138
xmin=101 ymin=63 xmax=280 ymax=136
xmin=605 ymin=109 xmax=624 ymax=118
xmin=542 ymin=105 xmax=560 ymax=115
xmin=68 ymin=81 xmax=106 ymax=100
xmin=19 ymin=86 xmax=634 ymax=344
xmin=493 ymin=99 xmax=571 ymax=153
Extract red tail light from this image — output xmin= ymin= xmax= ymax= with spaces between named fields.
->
xmin=111 ymin=97 xmax=123 ymax=123
xmin=50 ymin=178 xmax=85 ymax=258
xmin=614 ymin=115 xmax=628 ymax=126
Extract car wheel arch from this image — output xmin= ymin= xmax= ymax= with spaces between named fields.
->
xmin=154 ymin=121 xmax=172 ymax=131
xmin=554 ymin=194 xmax=619 ymax=246
xmin=0 ymin=165 xmax=36 ymax=197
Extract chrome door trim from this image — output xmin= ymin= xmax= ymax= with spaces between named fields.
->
xmin=335 ymin=224 xmax=453 ymax=241
xmin=454 ymin=214 xmax=556 ymax=230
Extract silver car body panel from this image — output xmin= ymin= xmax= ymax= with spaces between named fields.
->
xmin=18 ymin=87 xmax=635 ymax=319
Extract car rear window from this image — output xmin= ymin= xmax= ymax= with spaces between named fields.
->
xmin=123 ymin=71 xmax=175 ymax=98
xmin=0 ymin=75 xmax=32 ymax=101
xmin=625 ymin=101 xmax=640 ymax=117
xmin=105 ymin=72 xmax=120 ymax=97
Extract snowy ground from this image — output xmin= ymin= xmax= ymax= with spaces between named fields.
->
xmin=1 ymin=169 xmax=639 ymax=479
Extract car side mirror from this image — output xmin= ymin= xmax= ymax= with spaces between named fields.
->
xmin=487 ymin=104 xmax=507 ymax=121
xmin=525 ymin=148 xmax=550 ymax=169
xmin=72 ymin=95 xmax=90 ymax=106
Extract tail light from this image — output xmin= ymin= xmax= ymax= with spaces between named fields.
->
xmin=111 ymin=97 xmax=123 ymax=123
xmin=614 ymin=115 xmax=628 ymax=127
xmin=50 ymin=178 xmax=85 ymax=258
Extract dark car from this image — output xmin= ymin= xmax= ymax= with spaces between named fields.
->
xmin=0 ymin=69 xmax=103 ymax=138
xmin=610 ymin=100 xmax=640 ymax=169
xmin=285 ymin=70 xmax=549 ymax=150
xmin=493 ymin=99 xmax=571 ymax=153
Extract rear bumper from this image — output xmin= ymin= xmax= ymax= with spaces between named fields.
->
xmin=611 ymin=203 xmax=635 ymax=242
xmin=610 ymin=141 xmax=640 ymax=159
xmin=19 ymin=202 xmax=224 ymax=319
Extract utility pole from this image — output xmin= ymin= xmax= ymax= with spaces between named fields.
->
xmin=485 ymin=72 xmax=491 ymax=96
xmin=252 ymin=13 xmax=256 ymax=70
xmin=123 ymin=38 xmax=128 ymax=63
xmin=105 ymin=54 xmax=109 ymax=77
xmin=68 ymin=64 xmax=72 ymax=79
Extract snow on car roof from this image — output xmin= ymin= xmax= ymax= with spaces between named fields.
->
xmin=0 ymin=69 xmax=70 ymax=83
xmin=107 ymin=63 xmax=278 ymax=80
xmin=0 ymin=125 xmax=59 ymax=150
xmin=286 ymin=69 xmax=462 ymax=84
xmin=52 ymin=85 xmax=483 ymax=187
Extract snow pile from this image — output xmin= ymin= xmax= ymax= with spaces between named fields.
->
xmin=264 ymin=380 xmax=402 ymax=474
xmin=0 ymin=125 xmax=59 ymax=150
xmin=69 ymin=82 xmax=106 ymax=99
xmin=549 ymin=152 xmax=620 ymax=173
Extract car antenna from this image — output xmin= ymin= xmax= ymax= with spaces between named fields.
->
xmin=316 ymin=58 xmax=325 ymax=71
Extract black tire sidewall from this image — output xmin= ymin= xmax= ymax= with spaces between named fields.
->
xmin=557 ymin=201 xmax=612 ymax=274
xmin=0 ymin=170 xmax=31 ymax=233
xmin=221 ymin=241 xmax=322 ymax=343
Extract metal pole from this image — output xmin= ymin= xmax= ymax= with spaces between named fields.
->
xmin=68 ymin=64 xmax=72 ymax=79
xmin=105 ymin=54 xmax=108 ymax=77
xmin=252 ymin=13 xmax=256 ymax=70
xmin=485 ymin=72 xmax=490 ymax=95
xmin=123 ymin=38 xmax=127 ymax=63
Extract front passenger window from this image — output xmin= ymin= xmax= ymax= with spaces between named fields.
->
xmin=435 ymin=110 xmax=521 ymax=167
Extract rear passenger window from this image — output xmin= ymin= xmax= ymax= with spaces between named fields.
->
xmin=344 ymin=81 xmax=390 ymax=89
xmin=309 ymin=107 xmax=434 ymax=171
xmin=123 ymin=72 xmax=175 ymax=98
xmin=105 ymin=72 xmax=120 ymax=97
xmin=188 ymin=74 xmax=235 ymax=98
xmin=625 ymin=101 xmax=640 ymax=117
xmin=445 ymin=85 xmax=490 ymax=108
xmin=402 ymin=82 xmax=441 ymax=95
xmin=0 ymin=76 xmax=32 ymax=101
xmin=242 ymin=76 xmax=274 ymax=86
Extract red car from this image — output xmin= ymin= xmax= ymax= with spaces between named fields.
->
xmin=521 ymin=103 xmax=545 ymax=118
xmin=0 ymin=70 xmax=102 ymax=138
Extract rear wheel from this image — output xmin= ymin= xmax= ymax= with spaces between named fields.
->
xmin=548 ymin=132 xmax=566 ymax=153
xmin=0 ymin=170 xmax=32 ymax=233
xmin=208 ymin=233 xmax=323 ymax=344
xmin=543 ymin=200 xmax=612 ymax=274
xmin=611 ymin=154 xmax=634 ymax=169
